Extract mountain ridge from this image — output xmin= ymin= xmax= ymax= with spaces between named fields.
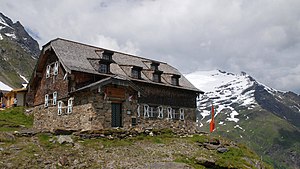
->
xmin=0 ymin=12 xmax=38 ymax=90
xmin=186 ymin=70 xmax=300 ymax=168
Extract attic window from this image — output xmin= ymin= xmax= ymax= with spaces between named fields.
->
xmin=153 ymin=73 xmax=161 ymax=83
xmin=131 ymin=66 xmax=142 ymax=79
xmin=102 ymin=50 xmax=114 ymax=61
xmin=171 ymin=75 xmax=181 ymax=86
xmin=151 ymin=62 xmax=160 ymax=71
xmin=99 ymin=64 xmax=109 ymax=73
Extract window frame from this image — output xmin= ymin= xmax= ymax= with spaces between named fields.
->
xmin=46 ymin=65 xmax=51 ymax=78
xmin=53 ymin=61 xmax=59 ymax=76
xmin=44 ymin=94 xmax=49 ymax=107
xmin=52 ymin=92 xmax=57 ymax=105
xmin=99 ymin=63 xmax=109 ymax=73
xmin=67 ymin=97 xmax=73 ymax=114
xmin=57 ymin=101 xmax=63 ymax=115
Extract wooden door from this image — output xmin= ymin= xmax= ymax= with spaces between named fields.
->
xmin=111 ymin=103 xmax=122 ymax=127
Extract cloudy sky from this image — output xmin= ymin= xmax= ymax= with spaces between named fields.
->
xmin=1 ymin=0 xmax=300 ymax=93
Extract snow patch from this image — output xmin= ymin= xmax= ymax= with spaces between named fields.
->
xmin=0 ymin=33 xmax=2 ymax=40
xmin=0 ymin=81 xmax=13 ymax=91
xmin=234 ymin=125 xmax=245 ymax=132
xmin=5 ymin=33 xmax=17 ymax=39
xmin=19 ymin=74 xmax=29 ymax=83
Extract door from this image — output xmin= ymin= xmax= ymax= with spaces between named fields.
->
xmin=111 ymin=103 xmax=122 ymax=127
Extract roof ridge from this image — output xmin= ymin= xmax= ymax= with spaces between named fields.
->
xmin=51 ymin=37 xmax=168 ymax=65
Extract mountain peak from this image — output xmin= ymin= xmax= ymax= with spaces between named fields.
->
xmin=0 ymin=12 xmax=40 ymax=58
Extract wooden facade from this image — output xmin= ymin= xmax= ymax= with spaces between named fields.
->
xmin=28 ymin=38 xmax=203 ymax=131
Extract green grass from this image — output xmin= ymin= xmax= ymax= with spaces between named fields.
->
xmin=0 ymin=107 xmax=33 ymax=131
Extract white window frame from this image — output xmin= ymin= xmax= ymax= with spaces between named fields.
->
xmin=57 ymin=101 xmax=63 ymax=115
xmin=67 ymin=97 xmax=73 ymax=114
xmin=137 ymin=104 xmax=140 ymax=117
xmin=53 ymin=61 xmax=59 ymax=75
xmin=44 ymin=94 xmax=49 ymax=107
xmin=179 ymin=108 xmax=185 ymax=120
xmin=52 ymin=92 xmax=57 ymax=105
xmin=167 ymin=107 xmax=172 ymax=119
xmin=46 ymin=65 xmax=51 ymax=78
xmin=144 ymin=104 xmax=149 ymax=118
xmin=157 ymin=106 xmax=163 ymax=119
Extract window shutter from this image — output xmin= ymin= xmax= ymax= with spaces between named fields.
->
xmin=67 ymin=98 xmax=73 ymax=114
xmin=137 ymin=104 xmax=140 ymax=117
xmin=44 ymin=94 xmax=49 ymax=107
xmin=144 ymin=104 xmax=149 ymax=118
xmin=57 ymin=101 xmax=62 ymax=115
xmin=53 ymin=92 xmax=57 ymax=105
xmin=46 ymin=65 xmax=51 ymax=78
xmin=158 ymin=106 xmax=163 ymax=119
xmin=179 ymin=108 xmax=184 ymax=120
xmin=167 ymin=107 xmax=172 ymax=119
xmin=54 ymin=62 xmax=59 ymax=75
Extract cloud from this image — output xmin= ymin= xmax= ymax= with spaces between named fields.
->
xmin=1 ymin=0 xmax=300 ymax=93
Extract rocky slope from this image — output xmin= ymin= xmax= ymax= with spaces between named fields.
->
xmin=0 ymin=107 xmax=270 ymax=169
xmin=0 ymin=12 xmax=38 ymax=90
xmin=186 ymin=70 xmax=300 ymax=169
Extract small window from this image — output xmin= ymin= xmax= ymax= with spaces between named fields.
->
xmin=44 ymin=94 xmax=49 ymax=107
xmin=179 ymin=108 xmax=185 ymax=120
xmin=167 ymin=107 xmax=172 ymax=119
xmin=102 ymin=54 xmax=111 ymax=60
xmin=153 ymin=73 xmax=161 ymax=83
xmin=67 ymin=97 xmax=73 ymax=114
xmin=171 ymin=77 xmax=179 ymax=86
xmin=158 ymin=106 xmax=163 ymax=119
xmin=144 ymin=104 xmax=149 ymax=118
xmin=57 ymin=101 xmax=63 ymax=115
xmin=99 ymin=64 xmax=109 ymax=73
xmin=46 ymin=65 xmax=51 ymax=78
xmin=53 ymin=92 xmax=57 ymax=105
xmin=151 ymin=62 xmax=159 ymax=71
xmin=53 ymin=62 xmax=59 ymax=75
xmin=132 ymin=69 xmax=141 ymax=79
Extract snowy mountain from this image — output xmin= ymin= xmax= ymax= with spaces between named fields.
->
xmin=186 ymin=70 xmax=300 ymax=168
xmin=0 ymin=12 xmax=38 ymax=90
xmin=0 ymin=12 xmax=39 ymax=58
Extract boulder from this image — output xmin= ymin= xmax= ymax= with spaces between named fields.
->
xmin=217 ymin=147 xmax=228 ymax=153
xmin=56 ymin=135 xmax=74 ymax=144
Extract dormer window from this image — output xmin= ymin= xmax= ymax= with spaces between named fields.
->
xmin=171 ymin=75 xmax=180 ymax=86
xmin=153 ymin=70 xmax=163 ymax=83
xmin=131 ymin=66 xmax=142 ymax=79
xmin=153 ymin=74 xmax=161 ymax=82
xmin=102 ymin=50 xmax=113 ymax=61
xmin=151 ymin=62 xmax=160 ymax=71
xmin=99 ymin=64 xmax=109 ymax=73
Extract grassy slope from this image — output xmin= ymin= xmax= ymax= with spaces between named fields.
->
xmin=0 ymin=107 xmax=270 ymax=168
xmin=0 ymin=37 xmax=36 ymax=88
xmin=203 ymin=107 xmax=300 ymax=169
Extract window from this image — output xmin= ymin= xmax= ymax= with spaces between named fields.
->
xmin=99 ymin=64 xmax=109 ymax=73
xmin=53 ymin=92 xmax=57 ymax=105
xmin=171 ymin=77 xmax=179 ymax=86
xmin=153 ymin=73 xmax=161 ymax=83
xmin=158 ymin=106 xmax=163 ymax=119
xmin=57 ymin=101 xmax=63 ymax=115
xmin=151 ymin=62 xmax=159 ymax=71
xmin=167 ymin=107 xmax=172 ymax=119
xmin=46 ymin=65 xmax=51 ymax=78
xmin=179 ymin=108 xmax=184 ymax=120
xmin=132 ymin=69 xmax=140 ymax=79
xmin=102 ymin=54 xmax=111 ymax=60
xmin=67 ymin=97 xmax=73 ymax=114
xmin=144 ymin=104 xmax=149 ymax=118
xmin=44 ymin=94 xmax=49 ymax=107
xmin=53 ymin=62 xmax=59 ymax=75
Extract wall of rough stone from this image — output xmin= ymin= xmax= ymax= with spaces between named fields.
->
xmin=33 ymin=84 xmax=197 ymax=133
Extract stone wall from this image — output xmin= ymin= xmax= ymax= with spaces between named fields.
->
xmin=34 ymin=85 xmax=197 ymax=133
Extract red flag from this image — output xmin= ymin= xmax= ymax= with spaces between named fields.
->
xmin=210 ymin=105 xmax=215 ymax=133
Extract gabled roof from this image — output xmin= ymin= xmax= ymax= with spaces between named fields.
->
xmin=45 ymin=38 xmax=202 ymax=93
